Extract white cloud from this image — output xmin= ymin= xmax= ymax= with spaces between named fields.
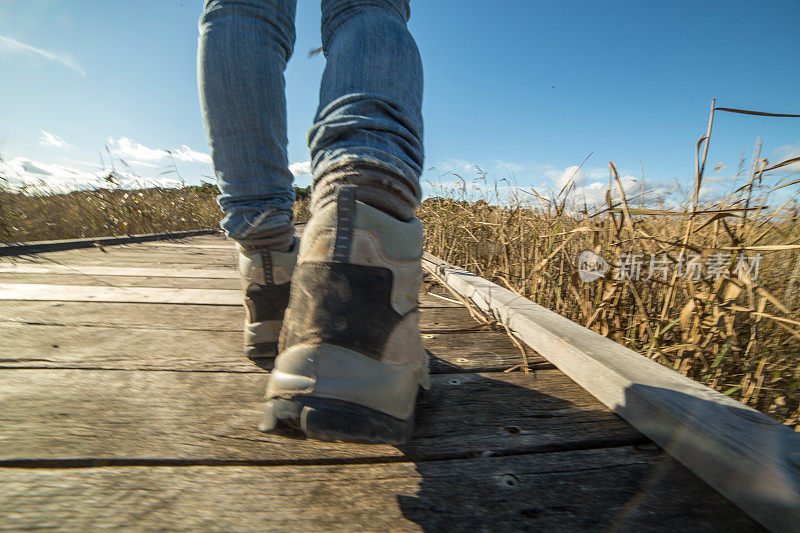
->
xmin=0 ymin=35 xmax=86 ymax=76
xmin=1 ymin=157 xmax=102 ymax=189
xmin=569 ymin=180 xmax=610 ymax=206
xmin=571 ymin=174 xmax=647 ymax=205
xmin=771 ymin=141 xmax=800 ymax=175
xmin=172 ymin=145 xmax=212 ymax=164
xmin=553 ymin=165 xmax=588 ymax=189
xmin=432 ymin=158 xmax=480 ymax=175
xmin=19 ymin=159 xmax=56 ymax=175
xmin=289 ymin=160 xmax=311 ymax=176
xmin=0 ymin=156 xmax=179 ymax=191
xmin=39 ymin=130 xmax=71 ymax=149
xmin=56 ymin=158 xmax=104 ymax=169
xmin=127 ymin=160 xmax=159 ymax=168
xmin=537 ymin=164 xmax=683 ymax=208
xmin=421 ymin=160 xmax=682 ymax=208
xmin=107 ymin=137 xmax=211 ymax=165
xmin=108 ymin=137 xmax=168 ymax=161
xmin=430 ymin=158 xmax=530 ymax=179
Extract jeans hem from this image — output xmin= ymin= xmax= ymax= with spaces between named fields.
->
xmin=313 ymin=152 xmax=421 ymax=198
xmin=222 ymin=208 xmax=295 ymax=242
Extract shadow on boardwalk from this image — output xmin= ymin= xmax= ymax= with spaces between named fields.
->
xmin=395 ymin=358 xmax=764 ymax=531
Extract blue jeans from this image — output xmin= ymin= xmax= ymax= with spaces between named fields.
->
xmin=198 ymin=0 xmax=424 ymax=241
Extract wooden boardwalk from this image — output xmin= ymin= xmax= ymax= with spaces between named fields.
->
xmin=0 ymin=234 xmax=763 ymax=531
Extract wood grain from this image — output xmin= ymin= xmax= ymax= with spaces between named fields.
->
xmin=0 ymin=300 xmax=479 ymax=330
xmin=0 ymin=272 xmax=242 ymax=289
xmin=0 ymin=229 xmax=218 ymax=256
xmin=0 ymin=282 xmax=462 ymax=309
xmin=0 ymin=446 xmax=762 ymax=532
xmin=0 ymin=283 xmax=244 ymax=304
xmin=0 ymin=251 xmax=236 ymax=267
xmin=0 ymin=323 xmax=546 ymax=373
xmin=135 ymin=243 xmax=235 ymax=249
xmin=0 ymin=369 xmax=642 ymax=463
xmin=0 ymin=263 xmax=239 ymax=278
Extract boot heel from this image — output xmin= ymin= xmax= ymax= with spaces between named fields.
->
xmin=261 ymin=395 xmax=416 ymax=445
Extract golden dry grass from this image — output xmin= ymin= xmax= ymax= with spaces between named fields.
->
xmin=0 ymin=184 xmax=221 ymax=242
xmin=0 ymin=181 xmax=311 ymax=242
xmin=417 ymin=102 xmax=800 ymax=428
xmin=418 ymin=166 xmax=800 ymax=429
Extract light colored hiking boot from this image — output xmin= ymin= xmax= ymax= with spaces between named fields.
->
xmin=238 ymin=237 xmax=298 ymax=358
xmin=260 ymin=186 xmax=430 ymax=444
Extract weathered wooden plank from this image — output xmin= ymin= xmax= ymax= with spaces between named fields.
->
xmin=0 ymin=229 xmax=218 ymax=256
xmin=134 ymin=243 xmax=235 ymax=249
xmin=0 ymin=263 xmax=239 ymax=278
xmin=8 ymin=244 xmax=235 ymax=258
xmin=1 ymin=300 xmax=478 ymax=330
xmin=0 ymin=283 xmax=468 ymax=305
xmin=1 ymin=249 xmax=236 ymax=267
xmin=1 ymin=259 xmax=237 ymax=269
xmin=80 ymin=244 xmax=237 ymax=257
xmin=0 ymin=286 xmax=456 ymax=308
xmin=0 ymin=272 xmax=243 ymax=289
xmin=0 ymin=283 xmax=241 ymax=304
xmin=0 ymin=323 xmax=544 ymax=373
xmin=0 ymin=272 xmax=462 ymax=307
xmin=165 ymin=235 xmax=229 ymax=243
xmin=0 ymin=284 xmax=472 ymax=311
xmin=0 ymin=446 xmax=762 ymax=532
xmin=423 ymin=252 xmax=800 ymax=531
xmin=0 ymin=369 xmax=643 ymax=462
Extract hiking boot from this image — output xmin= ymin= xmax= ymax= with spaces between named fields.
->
xmin=238 ymin=237 xmax=298 ymax=358
xmin=260 ymin=185 xmax=430 ymax=444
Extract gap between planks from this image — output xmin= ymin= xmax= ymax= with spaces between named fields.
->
xmin=0 ymin=446 xmax=763 ymax=531
xmin=0 ymin=322 xmax=549 ymax=374
xmin=0 ymin=369 xmax=645 ymax=464
xmin=0 ymin=264 xmax=240 ymax=278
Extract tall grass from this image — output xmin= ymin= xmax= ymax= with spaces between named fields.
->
xmin=0 ymin=179 xmax=312 ymax=242
xmin=0 ymin=181 xmax=221 ymax=242
xmin=418 ymin=159 xmax=800 ymax=429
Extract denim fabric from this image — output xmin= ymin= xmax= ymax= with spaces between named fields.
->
xmin=198 ymin=0 xmax=423 ymax=240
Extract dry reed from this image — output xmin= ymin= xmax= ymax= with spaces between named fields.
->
xmin=418 ymin=108 xmax=800 ymax=427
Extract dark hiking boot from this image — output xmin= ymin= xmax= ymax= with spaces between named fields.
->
xmin=238 ymin=237 xmax=298 ymax=358
xmin=260 ymin=186 xmax=430 ymax=444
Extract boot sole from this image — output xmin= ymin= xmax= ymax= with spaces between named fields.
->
xmin=244 ymin=343 xmax=279 ymax=359
xmin=260 ymin=343 xmax=429 ymax=444
xmin=260 ymin=393 xmax=417 ymax=445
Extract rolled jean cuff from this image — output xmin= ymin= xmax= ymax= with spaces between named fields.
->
xmin=221 ymin=207 xmax=294 ymax=241
xmin=312 ymin=152 xmax=421 ymax=201
xmin=311 ymin=158 xmax=420 ymax=220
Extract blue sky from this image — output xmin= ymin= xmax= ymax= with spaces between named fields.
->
xmin=1 ymin=0 xmax=798 ymax=205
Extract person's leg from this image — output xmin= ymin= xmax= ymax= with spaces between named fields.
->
xmin=262 ymin=0 xmax=427 ymax=444
xmin=309 ymin=0 xmax=424 ymax=221
xmin=198 ymin=0 xmax=298 ymax=250
xmin=198 ymin=0 xmax=300 ymax=358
